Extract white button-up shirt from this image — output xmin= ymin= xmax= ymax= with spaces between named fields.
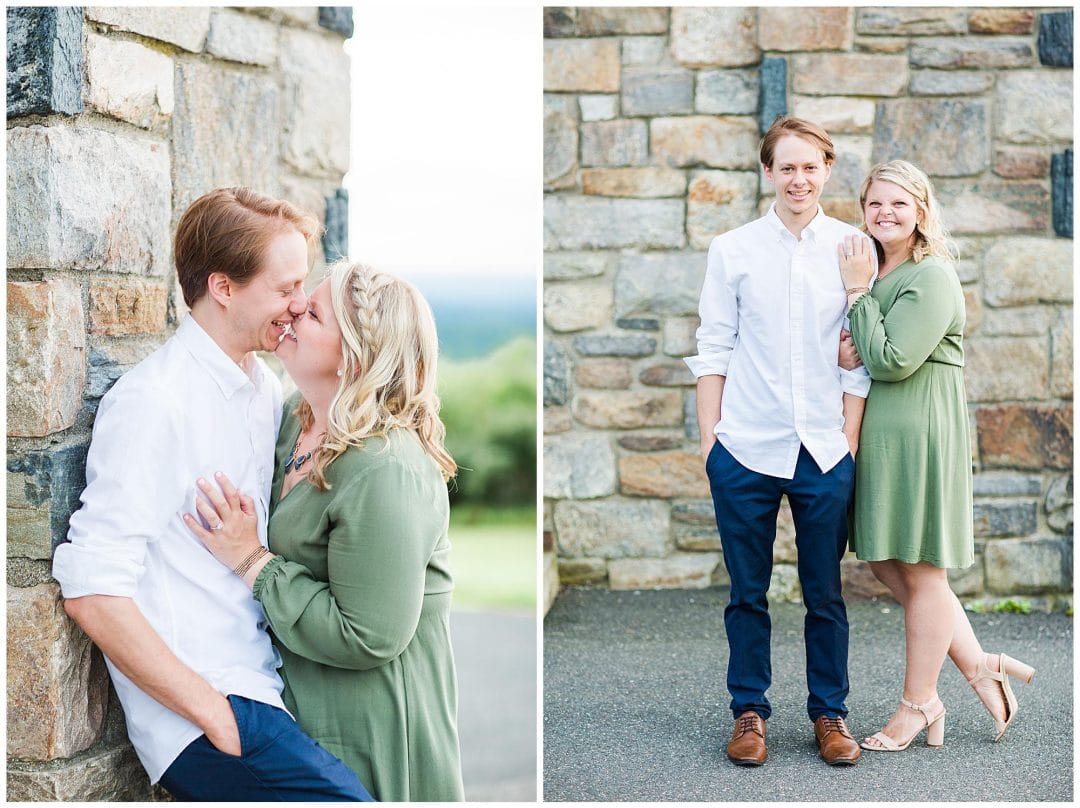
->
xmin=685 ymin=204 xmax=871 ymax=479
xmin=53 ymin=315 xmax=286 ymax=783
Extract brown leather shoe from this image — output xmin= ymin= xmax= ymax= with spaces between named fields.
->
xmin=814 ymin=715 xmax=861 ymax=765
xmin=727 ymin=711 xmax=767 ymax=766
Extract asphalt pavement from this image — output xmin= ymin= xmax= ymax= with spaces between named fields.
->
xmin=543 ymin=586 xmax=1073 ymax=802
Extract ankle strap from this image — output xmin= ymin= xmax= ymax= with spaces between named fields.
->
xmin=900 ymin=696 xmax=939 ymax=721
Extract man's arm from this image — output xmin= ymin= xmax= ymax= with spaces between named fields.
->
xmin=696 ymin=374 xmax=726 ymax=460
xmin=841 ymin=392 xmax=865 ymax=458
xmin=64 ymin=594 xmax=241 ymax=755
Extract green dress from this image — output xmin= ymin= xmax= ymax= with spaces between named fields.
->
xmin=848 ymin=256 xmax=974 ymax=568
xmin=252 ymin=396 xmax=465 ymax=801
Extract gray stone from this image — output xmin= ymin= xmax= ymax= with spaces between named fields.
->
xmin=671 ymin=500 xmax=715 ymax=525
xmin=639 ymin=362 xmax=695 ymax=387
xmin=910 ymin=37 xmax=1034 ymax=69
xmin=978 ymin=305 xmax=1053 ymax=337
xmin=86 ymin=7 xmax=211 ymax=52
xmin=696 ymin=69 xmax=758 ymax=115
xmin=7 ymin=558 xmax=55 ymax=588
xmin=557 ymin=557 xmax=608 ymax=586
xmin=615 ymin=318 xmax=659 ymax=331
xmin=973 ymin=501 xmax=1038 ymax=538
xmin=7 ymin=438 xmax=91 ymax=558
xmin=544 ymin=93 xmax=577 ymax=118
xmin=544 ymin=7 xmax=575 ymax=38
xmin=86 ymin=340 xmax=160 ymax=401
xmin=608 ymin=552 xmax=722 ymax=590
xmin=579 ymin=94 xmax=618 ymax=122
xmin=973 ymin=474 xmax=1042 ymax=497
xmin=1052 ymin=150 xmax=1073 ymax=238
xmin=825 ymin=136 xmax=873 ymax=198
xmin=996 ymin=72 xmax=1072 ymax=145
xmin=322 ymin=188 xmax=348 ymax=262
xmin=855 ymin=8 xmax=967 ymax=35
xmin=614 ymin=253 xmax=706 ymax=319
xmin=618 ymin=433 xmax=685 ymax=452
xmin=7 ymin=126 xmax=172 ymax=273
xmin=206 ymin=10 xmax=279 ymax=65
xmin=544 ymin=433 xmax=617 ymax=499
xmin=985 ymin=537 xmax=1070 ymax=593
xmin=543 ymin=340 xmax=570 ymax=406
xmin=770 ymin=564 xmax=803 ymax=603
xmin=7 ymin=742 xmax=153 ymax=801
xmin=544 ymin=108 xmax=578 ymax=187
xmin=7 ymin=7 xmax=84 ymax=118
xmin=279 ymin=28 xmax=351 ymax=176
xmin=544 ymin=251 xmax=617 ymax=281
xmin=759 ymin=57 xmax=787 ymax=133
xmin=554 ymin=499 xmax=670 ymax=559
xmin=580 ymin=119 xmax=648 ymax=167
xmin=937 ymin=181 xmax=1050 ymax=234
xmin=544 ymin=281 xmax=613 ymax=333
xmin=576 ymin=7 xmax=669 ymax=36
xmin=964 ymin=337 xmax=1048 ymax=401
xmin=544 ymin=38 xmax=621 ymax=92
xmin=673 ymin=521 xmax=721 ymax=551
xmin=572 ymin=390 xmax=683 ymax=429
xmin=874 ymin=99 xmax=989 ymax=177
xmin=85 ymin=33 xmax=174 ymax=129
xmin=670 ymin=8 xmax=758 ymax=68
xmin=317 ymin=6 xmax=353 ymax=37
xmin=909 ymin=70 xmax=995 ymax=96
xmin=1045 ymin=475 xmax=1073 ymax=534
xmin=622 ymin=36 xmax=669 ymax=67
xmin=544 ymin=197 xmax=685 ymax=250
xmin=621 ymin=67 xmax=693 ymax=116
xmin=664 ymin=317 xmax=699 ymax=357
xmin=948 ymin=548 xmax=986 ymax=597
xmin=1038 ymin=9 xmax=1073 ymax=67
xmin=650 ymin=116 xmax=759 ymax=169
xmin=687 ymin=170 xmax=759 ymax=248
xmin=684 ymin=392 xmax=699 ymax=441
xmin=573 ymin=334 xmax=657 ymax=358
xmin=982 ymin=238 xmax=1073 ymax=305
xmin=791 ymin=96 xmax=875 ymax=134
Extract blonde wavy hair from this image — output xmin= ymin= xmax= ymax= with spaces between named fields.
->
xmin=295 ymin=261 xmax=457 ymax=489
xmin=858 ymin=160 xmax=959 ymax=264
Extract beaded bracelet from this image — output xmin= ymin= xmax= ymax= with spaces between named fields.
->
xmin=845 ymin=286 xmax=870 ymax=296
xmin=234 ymin=546 xmax=270 ymax=578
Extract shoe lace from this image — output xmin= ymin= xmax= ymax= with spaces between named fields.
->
xmin=737 ymin=714 xmax=759 ymax=735
xmin=820 ymin=716 xmax=845 ymax=735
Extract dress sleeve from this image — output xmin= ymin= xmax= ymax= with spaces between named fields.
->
xmin=684 ymin=237 xmax=737 ymax=378
xmin=253 ymin=455 xmax=441 ymax=670
xmin=848 ymin=262 xmax=959 ymax=383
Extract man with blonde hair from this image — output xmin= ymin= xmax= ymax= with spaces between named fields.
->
xmin=686 ymin=116 xmax=871 ymax=768
xmin=53 ymin=188 xmax=374 ymax=800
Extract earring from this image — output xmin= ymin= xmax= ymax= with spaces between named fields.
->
xmin=336 ymin=369 xmax=343 ymax=378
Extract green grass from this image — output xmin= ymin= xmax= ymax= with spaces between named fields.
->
xmin=448 ymin=510 xmax=537 ymax=612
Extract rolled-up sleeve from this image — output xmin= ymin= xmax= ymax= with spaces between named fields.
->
xmin=838 ymin=365 xmax=871 ymax=398
xmin=52 ymin=385 xmax=186 ymax=599
xmin=685 ymin=236 xmax=738 ymax=378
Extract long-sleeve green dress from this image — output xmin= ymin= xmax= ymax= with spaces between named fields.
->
xmin=847 ymin=255 xmax=974 ymax=568
xmin=252 ymin=396 xmax=465 ymax=801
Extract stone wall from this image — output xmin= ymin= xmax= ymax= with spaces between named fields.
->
xmin=543 ymin=7 xmax=1073 ymax=608
xmin=7 ymin=6 xmax=352 ymax=799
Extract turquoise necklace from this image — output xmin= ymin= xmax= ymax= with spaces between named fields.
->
xmin=284 ymin=436 xmax=313 ymax=473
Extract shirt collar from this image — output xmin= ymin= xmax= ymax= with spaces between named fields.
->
xmin=765 ymin=202 xmax=827 ymax=242
xmin=175 ymin=315 xmax=260 ymax=400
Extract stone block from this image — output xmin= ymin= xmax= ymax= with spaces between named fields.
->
xmin=948 ymin=546 xmax=986 ymax=597
xmin=673 ymin=521 xmax=721 ymax=552
xmin=7 ymin=438 xmax=91 ymax=558
xmin=769 ymin=564 xmax=802 ymax=603
xmin=7 ymin=7 xmax=84 ymax=118
xmin=651 ymin=116 xmax=759 ymax=169
xmin=554 ymin=499 xmax=670 ymax=559
xmin=793 ymin=53 xmax=908 ymax=96
xmin=996 ymin=72 xmax=1072 ymax=145
xmin=856 ymin=7 xmax=967 ymax=35
xmin=829 ymin=136 xmax=874 ymax=197
xmin=622 ymin=36 xmax=669 ymax=67
xmin=85 ymin=33 xmax=173 ymax=129
xmin=670 ymin=8 xmax=757 ymax=67
xmin=576 ymin=359 xmax=633 ymax=390
xmin=683 ymin=392 xmax=699 ymax=441
xmin=791 ymin=96 xmax=874 ymax=134
xmin=616 ymin=318 xmax=660 ymax=331
xmin=572 ymin=391 xmax=683 ymax=429
xmin=544 ymin=197 xmax=685 ymax=250
xmin=985 ymin=538 xmax=1069 ymax=593
xmin=964 ymin=337 xmax=1048 ymax=401
xmin=7 ymin=742 xmax=153 ymax=801
xmin=544 ymin=108 xmax=578 ymax=188
xmin=910 ymin=37 xmax=1034 ymax=69
xmin=993 ymin=148 xmax=1050 ymax=179
xmin=544 ymin=251 xmax=618 ymax=281
xmin=1052 ymin=149 xmax=1073 ymax=238
xmin=8 ymin=126 xmax=171 ymax=273
xmin=89 ymin=278 xmax=169 ymax=337
xmin=7 ymin=280 xmax=86 ymax=438
xmin=639 ymin=362 xmax=695 ymax=387
xmin=820 ymin=198 xmax=860 ymax=224
xmin=969 ymin=9 xmax=1035 ymax=35
xmin=614 ymin=253 xmax=706 ymax=319
xmin=873 ymin=99 xmax=988 ymax=177
xmin=544 ymin=433 xmax=616 ymax=499
xmin=696 ymin=69 xmax=758 ymax=115
xmin=317 ymin=7 xmax=353 ymax=37
xmin=841 ymin=559 xmax=894 ymax=600
xmin=544 ymin=8 xmax=575 ymax=37
xmin=172 ymin=61 xmax=280 ymax=220
xmin=543 ymin=341 xmax=570 ymax=406
xmin=973 ymin=501 xmax=1038 ymax=538
xmin=86 ymin=339 xmax=161 ymax=401
xmin=544 ymin=38 xmax=620 ymax=92
xmin=621 ymin=67 xmax=694 ymax=116
xmin=322 ymin=187 xmax=348 ymax=262
xmin=7 ymin=583 xmax=108 ymax=761
xmin=758 ymin=57 xmax=787 ymax=135
xmin=1038 ymin=10 xmax=1074 ymax=67
xmin=609 ymin=553 xmax=722 ymax=590
xmin=544 ymin=281 xmax=613 ymax=333
xmin=581 ymin=167 xmax=685 ymax=198
xmin=1045 ymin=474 xmax=1072 ymax=535
xmin=977 ymin=405 xmax=1072 ymax=470
xmin=618 ymin=433 xmax=685 ymax=452
xmin=573 ymin=334 xmax=657 ymax=358
xmin=982 ymin=238 xmax=1072 ymax=306
xmin=1051 ymin=308 xmax=1072 ymax=398
xmin=269 ymin=7 xmax=322 ymax=27
xmin=759 ymin=7 xmax=852 ymax=51
xmin=619 ymin=451 xmax=708 ymax=498
xmin=557 ymin=557 xmax=608 ymax=586
xmin=206 ymin=9 xmax=279 ymax=65
xmin=671 ymin=500 xmax=713 ymax=524
xmin=544 ymin=406 xmax=571 ymax=434
xmin=580 ymin=119 xmax=648 ymax=166
xmin=936 ymin=181 xmax=1049 ymax=234
xmin=579 ymin=94 xmax=618 ymax=122
xmin=664 ymin=317 xmax=699 ymax=358
xmin=279 ymin=28 xmax=350 ymax=177
xmin=973 ymin=473 xmax=1042 ymax=497
xmin=687 ymin=171 xmax=759 ymax=249
xmin=909 ymin=70 xmax=994 ymax=96
xmin=963 ymin=288 xmax=982 ymax=336
xmin=87 ymin=7 xmax=210 ymax=52
xmin=577 ymin=7 xmax=669 ymax=35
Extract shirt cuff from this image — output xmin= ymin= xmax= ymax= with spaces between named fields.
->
xmin=251 ymin=554 xmax=289 ymax=602
xmin=839 ymin=366 xmax=871 ymax=398
xmin=684 ymin=352 xmax=730 ymax=378
xmin=52 ymin=542 xmax=144 ymax=599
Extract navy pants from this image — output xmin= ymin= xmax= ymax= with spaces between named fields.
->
xmin=706 ymin=442 xmax=854 ymax=722
xmin=160 ymin=695 xmax=375 ymax=802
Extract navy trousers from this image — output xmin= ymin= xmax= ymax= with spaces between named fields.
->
xmin=160 ymin=695 xmax=375 ymax=802
xmin=706 ymin=442 xmax=854 ymax=722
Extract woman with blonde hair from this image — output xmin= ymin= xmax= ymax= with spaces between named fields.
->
xmin=185 ymin=261 xmax=464 ymax=800
xmin=838 ymin=160 xmax=1035 ymax=752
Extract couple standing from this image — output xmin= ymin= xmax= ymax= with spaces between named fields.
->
xmin=52 ymin=188 xmax=464 ymax=801
xmin=687 ymin=116 xmax=1035 ymax=767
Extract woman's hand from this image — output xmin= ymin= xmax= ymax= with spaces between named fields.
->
xmin=838 ymin=234 xmax=875 ymax=290
xmin=183 ymin=472 xmax=263 ymax=573
xmin=838 ymin=329 xmax=863 ymax=371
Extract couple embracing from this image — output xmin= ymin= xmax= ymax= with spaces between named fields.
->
xmin=687 ymin=116 xmax=1036 ymax=767
xmin=53 ymin=188 xmax=464 ymax=801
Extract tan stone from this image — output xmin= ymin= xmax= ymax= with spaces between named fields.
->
xmin=619 ymin=451 xmax=710 ymax=498
xmin=85 ymin=33 xmax=174 ymax=129
xmin=557 ymin=557 xmax=609 ymax=586
xmin=609 ymin=552 xmax=721 ymax=590
xmin=982 ymin=238 xmax=1073 ymax=306
xmin=650 ymin=116 xmax=759 ymax=169
xmin=577 ymin=7 xmax=669 ymax=35
xmin=968 ymin=8 xmax=1035 ymax=34
xmin=544 ymin=406 xmax=572 ymax=434
xmin=977 ymin=405 xmax=1072 ymax=470
xmin=576 ymin=359 xmax=634 ymax=389
xmin=582 ymin=167 xmax=686 ymax=198
xmin=544 ymin=38 xmax=621 ymax=92
xmin=544 ymin=552 xmax=560 ymax=615
xmin=663 ymin=317 xmax=699 ymax=357
xmin=841 ymin=559 xmax=895 ymax=600
xmin=791 ymin=96 xmax=875 ymax=134
xmin=993 ymin=148 xmax=1051 ymax=179
xmin=544 ymin=281 xmax=614 ymax=333
xmin=856 ymin=8 xmax=967 ymax=35
xmin=830 ymin=135 xmax=874 ymax=197
xmin=89 ymin=278 xmax=169 ymax=337
xmin=86 ymin=7 xmax=210 ymax=51
xmin=687 ymin=170 xmax=759 ymax=249
xmin=964 ymin=337 xmax=1048 ymax=402
xmin=759 ymin=7 xmax=852 ymax=51
xmin=854 ymin=37 xmax=909 ymax=54
xmin=553 ymin=499 xmax=670 ymax=558
xmin=979 ymin=306 xmax=1054 ymax=337
xmin=670 ymin=8 xmax=758 ymax=67
xmin=7 ymin=280 xmax=86 ymax=438
xmin=581 ymin=119 xmax=648 ymax=167
xmin=572 ymin=390 xmax=683 ymax=429
xmin=793 ymin=53 xmax=908 ymax=96
xmin=963 ymin=288 xmax=982 ymax=336
xmin=7 ymin=583 xmax=108 ymax=761
xmin=639 ymin=361 xmax=696 ymax=387
xmin=1051 ymin=309 xmax=1072 ymax=399
xmin=206 ymin=9 xmax=280 ymax=65
xmin=774 ymin=499 xmax=797 ymax=563
xmin=821 ymin=198 xmax=860 ymax=223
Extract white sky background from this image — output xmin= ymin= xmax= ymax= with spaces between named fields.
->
xmin=343 ymin=6 xmax=539 ymax=282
